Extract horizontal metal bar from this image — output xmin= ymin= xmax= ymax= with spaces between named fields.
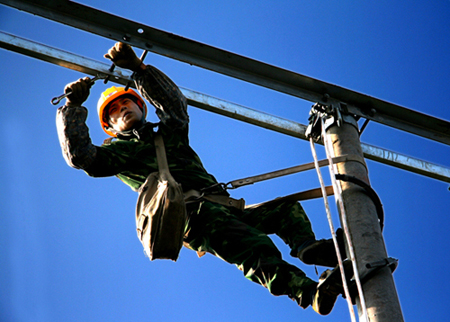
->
xmin=0 ymin=32 xmax=133 ymax=81
xmin=182 ymin=89 xmax=308 ymax=139
xmin=1 ymin=0 xmax=450 ymax=146
xmin=361 ymin=144 xmax=450 ymax=183
xmin=2 ymin=31 xmax=447 ymax=183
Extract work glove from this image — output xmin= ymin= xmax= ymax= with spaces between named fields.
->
xmin=64 ymin=77 xmax=92 ymax=106
xmin=104 ymin=42 xmax=142 ymax=71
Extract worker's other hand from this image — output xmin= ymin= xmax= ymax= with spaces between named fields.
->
xmin=64 ymin=77 xmax=92 ymax=106
xmin=104 ymin=42 xmax=142 ymax=71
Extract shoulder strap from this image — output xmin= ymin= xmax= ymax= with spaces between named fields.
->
xmin=154 ymin=133 xmax=170 ymax=177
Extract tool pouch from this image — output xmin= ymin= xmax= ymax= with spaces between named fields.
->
xmin=135 ymin=134 xmax=186 ymax=261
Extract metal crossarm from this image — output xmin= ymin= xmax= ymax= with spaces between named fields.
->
xmin=1 ymin=31 xmax=449 ymax=184
xmin=0 ymin=3 xmax=445 ymax=320
xmin=1 ymin=0 xmax=450 ymax=145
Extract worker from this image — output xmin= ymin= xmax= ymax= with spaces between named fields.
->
xmin=56 ymin=42 xmax=344 ymax=315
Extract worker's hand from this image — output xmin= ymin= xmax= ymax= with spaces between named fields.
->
xmin=104 ymin=42 xmax=142 ymax=71
xmin=64 ymin=77 xmax=92 ymax=106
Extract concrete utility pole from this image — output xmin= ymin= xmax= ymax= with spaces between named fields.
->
xmin=3 ymin=2 xmax=450 ymax=319
xmin=326 ymin=114 xmax=404 ymax=321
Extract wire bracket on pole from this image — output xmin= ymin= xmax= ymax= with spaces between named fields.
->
xmin=345 ymin=257 xmax=399 ymax=304
xmin=305 ymin=100 xmax=356 ymax=142
xmin=366 ymin=257 xmax=398 ymax=272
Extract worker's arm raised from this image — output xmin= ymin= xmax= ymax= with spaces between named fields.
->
xmin=104 ymin=42 xmax=189 ymax=132
xmin=104 ymin=42 xmax=142 ymax=72
xmin=56 ymin=78 xmax=97 ymax=170
xmin=64 ymin=77 xmax=92 ymax=106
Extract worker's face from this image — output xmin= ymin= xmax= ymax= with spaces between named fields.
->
xmin=108 ymin=97 xmax=143 ymax=132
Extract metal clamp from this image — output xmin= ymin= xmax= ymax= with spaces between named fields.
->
xmin=366 ymin=257 xmax=399 ymax=273
xmin=344 ymin=257 xmax=399 ymax=304
xmin=306 ymin=99 xmax=358 ymax=141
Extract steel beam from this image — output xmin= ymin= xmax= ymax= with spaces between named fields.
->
xmin=1 ymin=0 xmax=450 ymax=145
xmin=1 ymin=31 xmax=449 ymax=184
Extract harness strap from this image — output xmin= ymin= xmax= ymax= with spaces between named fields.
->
xmin=245 ymin=186 xmax=334 ymax=209
xmin=154 ymin=133 xmax=170 ymax=178
xmin=335 ymin=174 xmax=384 ymax=231
xmin=184 ymin=189 xmax=245 ymax=211
xmin=227 ymin=154 xmax=366 ymax=189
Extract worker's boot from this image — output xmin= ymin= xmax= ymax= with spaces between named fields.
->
xmin=297 ymin=228 xmax=346 ymax=267
xmin=311 ymin=270 xmax=341 ymax=315
xmin=296 ymin=276 xmax=339 ymax=315
xmin=312 ymin=259 xmax=354 ymax=315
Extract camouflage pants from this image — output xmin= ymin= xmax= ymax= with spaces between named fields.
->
xmin=184 ymin=198 xmax=317 ymax=303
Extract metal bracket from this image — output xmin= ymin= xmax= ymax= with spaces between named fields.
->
xmin=343 ymin=257 xmax=399 ymax=304
xmin=306 ymin=99 xmax=358 ymax=141
xmin=366 ymin=257 xmax=399 ymax=273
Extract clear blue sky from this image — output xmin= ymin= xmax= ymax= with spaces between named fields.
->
xmin=1 ymin=1 xmax=450 ymax=321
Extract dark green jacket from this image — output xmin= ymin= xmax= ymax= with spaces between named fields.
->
xmin=56 ymin=65 xmax=220 ymax=193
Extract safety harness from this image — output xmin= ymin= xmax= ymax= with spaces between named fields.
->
xmin=187 ymin=154 xmax=367 ymax=211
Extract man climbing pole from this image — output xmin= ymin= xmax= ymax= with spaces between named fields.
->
xmin=56 ymin=42 xmax=344 ymax=315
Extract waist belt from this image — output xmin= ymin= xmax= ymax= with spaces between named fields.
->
xmin=184 ymin=189 xmax=245 ymax=211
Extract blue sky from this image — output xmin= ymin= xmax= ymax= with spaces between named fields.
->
xmin=1 ymin=1 xmax=450 ymax=321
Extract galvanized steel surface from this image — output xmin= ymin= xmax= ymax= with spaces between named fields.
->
xmin=1 ymin=30 xmax=449 ymax=183
xmin=1 ymin=0 xmax=450 ymax=145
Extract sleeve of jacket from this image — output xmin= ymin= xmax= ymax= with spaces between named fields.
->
xmin=56 ymin=104 xmax=97 ymax=170
xmin=133 ymin=65 xmax=189 ymax=131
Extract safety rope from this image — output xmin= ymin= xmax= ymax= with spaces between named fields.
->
xmin=309 ymin=136 xmax=357 ymax=322
xmin=199 ymin=102 xmax=374 ymax=319
xmin=319 ymin=117 xmax=369 ymax=322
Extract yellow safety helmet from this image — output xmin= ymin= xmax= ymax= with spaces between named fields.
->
xmin=97 ymin=86 xmax=147 ymax=137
